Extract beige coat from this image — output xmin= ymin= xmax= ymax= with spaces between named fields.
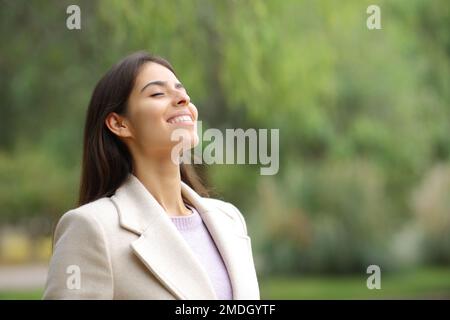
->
xmin=43 ymin=174 xmax=260 ymax=300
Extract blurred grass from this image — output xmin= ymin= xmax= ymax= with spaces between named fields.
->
xmin=0 ymin=289 xmax=43 ymax=300
xmin=0 ymin=267 xmax=449 ymax=299
xmin=260 ymin=267 xmax=450 ymax=299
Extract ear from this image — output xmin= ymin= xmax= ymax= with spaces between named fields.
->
xmin=105 ymin=112 xmax=133 ymax=139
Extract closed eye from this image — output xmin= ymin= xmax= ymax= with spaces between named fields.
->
xmin=150 ymin=93 xmax=164 ymax=97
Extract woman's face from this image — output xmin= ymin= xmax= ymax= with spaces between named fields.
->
xmin=114 ymin=62 xmax=198 ymax=159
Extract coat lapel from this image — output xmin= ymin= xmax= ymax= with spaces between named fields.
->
xmin=110 ymin=174 xmax=258 ymax=300
xmin=180 ymin=181 xmax=260 ymax=300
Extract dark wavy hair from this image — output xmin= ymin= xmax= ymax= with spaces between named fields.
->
xmin=78 ymin=51 xmax=208 ymax=205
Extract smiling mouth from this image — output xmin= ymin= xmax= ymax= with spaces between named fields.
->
xmin=167 ymin=115 xmax=194 ymax=125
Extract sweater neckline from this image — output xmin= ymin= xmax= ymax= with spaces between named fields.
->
xmin=169 ymin=204 xmax=203 ymax=230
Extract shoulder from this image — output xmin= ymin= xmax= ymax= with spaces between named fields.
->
xmin=201 ymin=198 xmax=248 ymax=235
xmin=70 ymin=197 xmax=117 ymax=218
xmin=53 ymin=197 xmax=117 ymax=239
xmin=45 ymin=199 xmax=115 ymax=299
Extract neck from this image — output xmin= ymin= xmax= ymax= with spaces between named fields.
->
xmin=132 ymin=151 xmax=191 ymax=217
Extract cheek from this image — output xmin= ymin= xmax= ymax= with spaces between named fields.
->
xmin=130 ymin=102 xmax=168 ymax=142
xmin=189 ymin=104 xmax=198 ymax=120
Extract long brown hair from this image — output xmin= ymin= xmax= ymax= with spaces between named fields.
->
xmin=78 ymin=51 xmax=208 ymax=206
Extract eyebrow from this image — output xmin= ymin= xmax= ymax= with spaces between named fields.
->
xmin=140 ymin=80 xmax=184 ymax=93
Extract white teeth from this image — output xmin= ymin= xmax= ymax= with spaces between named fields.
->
xmin=168 ymin=115 xmax=193 ymax=124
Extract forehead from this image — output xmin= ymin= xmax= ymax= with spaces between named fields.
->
xmin=134 ymin=62 xmax=179 ymax=88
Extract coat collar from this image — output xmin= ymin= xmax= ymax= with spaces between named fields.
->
xmin=110 ymin=174 xmax=257 ymax=300
xmin=111 ymin=173 xmax=214 ymax=235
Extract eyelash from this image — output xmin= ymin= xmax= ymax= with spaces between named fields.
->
xmin=150 ymin=93 xmax=164 ymax=97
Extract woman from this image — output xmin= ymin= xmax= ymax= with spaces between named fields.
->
xmin=43 ymin=51 xmax=260 ymax=300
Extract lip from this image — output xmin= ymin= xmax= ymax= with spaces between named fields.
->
xmin=166 ymin=111 xmax=195 ymax=124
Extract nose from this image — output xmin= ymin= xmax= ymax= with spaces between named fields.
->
xmin=174 ymin=90 xmax=190 ymax=107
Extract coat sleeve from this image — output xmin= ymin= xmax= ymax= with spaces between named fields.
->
xmin=42 ymin=210 xmax=113 ymax=299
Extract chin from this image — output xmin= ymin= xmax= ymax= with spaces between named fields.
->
xmin=169 ymin=130 xmax=199 ymax=151
xmin=182 ymin=134 xmax=199 ymax=150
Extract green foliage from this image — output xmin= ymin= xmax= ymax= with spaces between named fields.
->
xmin=411 ymin=165 xmax=450 ymax=265
xmin=0 ymin=144 xmax=79 ymax=223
